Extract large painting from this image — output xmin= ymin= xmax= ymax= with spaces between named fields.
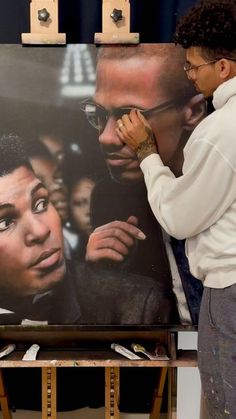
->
xmin=0 ymin=44 xmax=206 ymax=327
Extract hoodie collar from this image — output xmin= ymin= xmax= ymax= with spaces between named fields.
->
xmin=213 ymin=76 xmax=236 ymax=109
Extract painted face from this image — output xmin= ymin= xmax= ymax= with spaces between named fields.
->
xmin=70 ymin=178 xmax=95 ymax=235
xmin=185 ymin=47 xmax=219 ymax=98
xmin=30 ymin=157 xmax=69 ymax=223
xmin=94 ymin=57 xmax=187 ymax=183
xmin=0 ymin=166 xmax=65 ymax=297
xmin=40 ymin=135 xmax=65 ymax=163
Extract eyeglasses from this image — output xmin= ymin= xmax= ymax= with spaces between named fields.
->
xmin=80 ymin=99 xmax=181 ymax=132
xmin=183 ymin=59 xmax=219 ymax=74
xmin=184 ymin=57 xmax=236 ymax=74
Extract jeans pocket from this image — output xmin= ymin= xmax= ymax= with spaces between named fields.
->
xmin=207 ymin=288 xmax=217 ymax=329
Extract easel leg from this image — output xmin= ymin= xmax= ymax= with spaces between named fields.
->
xmin=168 ymin=368 xmax=177 ymax=419
xmin=0 ymin=369 xmax=12 ymax=419
xmin=150 ymin=367 xmax=168 ymax=419
xmin=42 ymin=367 xmax=57 ymax=419
xmin=105 ymin=367 xmax=120 ymax=419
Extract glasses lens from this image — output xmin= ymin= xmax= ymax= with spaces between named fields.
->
xmin=112 ymin=107 xmax=132 ymax=120
xmin=82 ymin=103 xmax=106 ymax=131
xmin=96 ymin=106 xmax=134 ymax=132
xmin=81 ymin=101 xmax=136 ymax=131
xmin=83 ymin=103 xmax=99 ymax=129
xmin=96 ymin=107 xmax=108 ymax=132
xmin=184 ymin=63 xmax=191 ymax=71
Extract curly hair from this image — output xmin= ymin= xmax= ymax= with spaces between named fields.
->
xmin=174 ymin=0 xmax=236 ymax=60
xmin=0 ymin=134 xmax=32 ymax=177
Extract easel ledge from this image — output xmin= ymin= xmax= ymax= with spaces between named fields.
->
xmin=0 ymin=348 xmax=197 ymax=419
xmin=94 ymin=33 xmax=139 ymax=44
xmin=0 ymin=348 xmax=197 ymax=368
xmin=21 ymin=33 xmax=66 ymax=45
xmin=0 ymin=328 xmax=198 ymax=418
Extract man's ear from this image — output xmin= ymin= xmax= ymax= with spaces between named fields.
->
xmin=216 ymin=58 xmax=231 ymax=80
xmin=183 ymin=94 xmax=207 ymax=131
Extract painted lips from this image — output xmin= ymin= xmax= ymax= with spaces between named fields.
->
xmin=105 ymin=153 xmax=138 ymax=167
xmin=106 ymin=158 xmax=132 ymax=167
xmin=30 ymin=248 xmax=61 ymax=270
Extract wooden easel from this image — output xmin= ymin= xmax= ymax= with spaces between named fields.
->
xmin=0 ymin=369 xmax=12 ymax=419
xmin=0 ymin=343 xmax=197 ymax=419
xmin=150 ymin=367 xmax=168 ymax=419
xmin=0 ymin=365 xmax=170 ymax=419
xmin=105 ymin=367 xmax=120 ymax=419
xmin=21 ymin=0 xmax=66 ymax=45
xmin=95 ymin=0 xmax=139 ymax=44
xmin=40 ymin=366 xmax=171 ymax=419
xmin=42 ymin=367 xmax=57 ymax=419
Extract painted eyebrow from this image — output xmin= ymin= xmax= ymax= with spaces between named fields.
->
xmin=0 ymin=203 xmax=15 ymax=211
xmin=0 ymin=182 xmax=47 ymax=211
xmin=93 ymin=100 xmax=145 ymax=110
xmin=31 ymin=182 xmax=47 ymax=197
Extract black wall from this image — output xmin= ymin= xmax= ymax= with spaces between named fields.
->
xmin=0 ymin=0 xmax=197 ymax=43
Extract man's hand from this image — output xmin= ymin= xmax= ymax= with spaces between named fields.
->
xmin=116 ymin=109 xmax=158 ymax=162
xmin=85 ymin=216 xmax=146 ymax=263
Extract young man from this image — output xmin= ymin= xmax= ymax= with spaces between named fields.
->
xmin=119 ymin=1 xmax=236 ymax=417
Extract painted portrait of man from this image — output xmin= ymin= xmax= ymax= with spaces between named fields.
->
xmin=0 ymin=44 xmax=207 ymax=326
xmin=81 ymin=44 xmax=206 ymax=325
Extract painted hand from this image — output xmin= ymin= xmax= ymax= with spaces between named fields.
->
xmin=85 ymin=216 xmax=146 ymax=263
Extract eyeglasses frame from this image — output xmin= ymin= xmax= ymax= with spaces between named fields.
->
xmin=80 ymin=98 xmax=187 ymax=131
xmin=184 ymin=57 xmax=236 ymax=75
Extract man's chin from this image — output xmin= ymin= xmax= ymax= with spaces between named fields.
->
xmin=109 ymin=168 xmax=144 ymax=184
xmin=32 ymin=258 xmax=66 ymax=295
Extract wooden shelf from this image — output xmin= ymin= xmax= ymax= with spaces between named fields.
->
xmin=0 ymin=349 xmax=197 ymax=368
xmin=0 ymin=331 xmax=198 ymax=418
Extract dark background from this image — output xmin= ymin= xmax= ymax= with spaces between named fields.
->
xmin=0 ymin=0 xmax=197 ymax=43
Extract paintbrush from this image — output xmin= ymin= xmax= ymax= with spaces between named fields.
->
xmin=131 ymin=343 xmax=169 ymax=360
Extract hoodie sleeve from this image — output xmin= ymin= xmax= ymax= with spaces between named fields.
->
xmin=140 ymin=140 xmax=236 ymax=239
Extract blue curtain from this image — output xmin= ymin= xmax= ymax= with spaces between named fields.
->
xmin=0 ymin=0 xmax=197 ymax=43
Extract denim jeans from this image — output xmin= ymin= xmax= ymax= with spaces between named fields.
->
xmin=198 ymin=285 xmax=236 ymax=418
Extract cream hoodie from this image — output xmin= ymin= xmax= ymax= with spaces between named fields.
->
xmin=140 ymin=76 xmax=236 ymax=287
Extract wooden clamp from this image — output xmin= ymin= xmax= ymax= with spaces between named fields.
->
xmin=21 ymin=0 xmax=66 ymax=45
xmin=95 ymin=0 xmax=139 ymax=44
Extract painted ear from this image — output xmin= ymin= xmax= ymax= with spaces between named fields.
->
xmin=183 ymin=94 xmax=207 ymax=131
